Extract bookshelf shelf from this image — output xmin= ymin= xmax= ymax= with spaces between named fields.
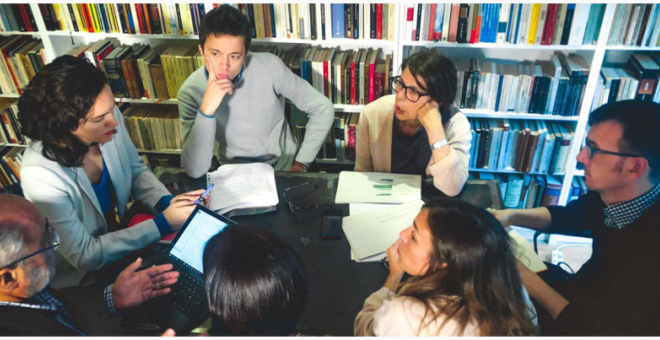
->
xmin=461 ymin=110 xmax=580 ymax=121
xmin=0 ymin=31 xmax=41 ymax=36
xmin=137 ymin=149 xmax=181 ymax=155
xmin=0 ymin=94 xmax=19 ymax=99
xmin=401 ymin=41 xmax=597 ymax=51
xmin=116 ymin=98 xmax=178 ymax=105
xmin=47 ymin=31 xmax=201 ymax=40
xmin=252 ymin=38 xmax=396 ymax=48
xmin=573 ymin=170 xmax=585 ymax=177
xmin=605 ymin=46 xmax=660 ymax=52
xmin=315 ymin=159 xmax=355 ymax=165
xmin=1 ymin=143 xmax=26 ymax=148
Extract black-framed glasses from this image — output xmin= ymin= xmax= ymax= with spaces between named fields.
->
xmin=0 ymin=220 xmax=60 ymax=271
xmin=584 ymin=138 xmax=642 ymax=160
xmin=391 ymin=76 xmax=430 ymax=102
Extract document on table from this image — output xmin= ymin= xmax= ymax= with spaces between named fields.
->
xmin=343 ymin=201 xmax=425 ymax=260
xmin=348 ymin=203 xmax=396 ymax=262
xmin=206 ymin=163 xmax=278 ymax=215
xmin=508 ymin=229 xmax=547 ymax=273
xmin=335 ymin=171 xmax=422 ymax=204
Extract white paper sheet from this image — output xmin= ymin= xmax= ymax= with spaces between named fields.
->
xmin=206 ymin=163 xmax=278 ymax=215
xmin=336 ymin=171 xmax=422 ymax=204
xmin=509 ymin=229 xmax=548 ymax=273
xmin=343 ymin=201 xmax=425 ymax=260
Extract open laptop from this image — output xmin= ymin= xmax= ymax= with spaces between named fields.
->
xmin=124 ymin=205 xmax=234 ymax=334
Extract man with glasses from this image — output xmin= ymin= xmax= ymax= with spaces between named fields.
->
xmin=489 ymin=100 xmax=660 ymax=335
xmin=0 ymin=194 xmax=179 ymax=335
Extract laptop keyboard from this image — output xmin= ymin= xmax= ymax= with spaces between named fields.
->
xmin=168 ymin=270 xmax=207 ymax=317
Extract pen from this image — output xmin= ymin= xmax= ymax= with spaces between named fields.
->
xmin=194 ymin=183 xmax=214 ymax=205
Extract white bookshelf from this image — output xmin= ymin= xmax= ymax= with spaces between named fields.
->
xmin=3 ymin=3 xmax=651 ymax=208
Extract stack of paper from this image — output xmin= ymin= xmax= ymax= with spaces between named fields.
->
xmin=335 ymin=171 xmax=422 ymax=204
xmin=206 ymin=163 xmax=278 ymax=215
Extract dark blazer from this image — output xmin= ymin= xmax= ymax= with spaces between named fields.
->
xmin=0 ymin=286 xmax=124 ymax=336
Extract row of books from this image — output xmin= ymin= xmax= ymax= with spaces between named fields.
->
xmin=468 ymin=118 xmax=575 ymax=175
xmin=290 ymin=108 xmax=359 ymax=163
xmin=592 ymin=53 xmax=660 ymax=110
xmin=404 ymin=3 xmax=604 ymax=46
xmin=40 ymin=3 xmax=206 ymax=36
xmin=122 ymin=104 xmax=182 ymax=152
xmin=449 ymin=52 xmax=589 ymax=116
xmin=474 ymin=172 xmax=586 ymax=209
xmin=0 ymin=146 xmax=23 ymax=191
xmin=0 ymin=4 xmax=38 ymax=33
xmin=0 ymin=36 xmax=46 ymax=95
xmin=0 ymin=99 xmax=28 ymax=146
xmin=608 ymin=4 xmax=660 ymax=47
xmin=66 ymin=40 xmax=204 ymax=100
xmin=328 ymin=4 xmax=395 ymax=41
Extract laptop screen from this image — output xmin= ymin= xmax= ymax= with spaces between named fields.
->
xmin=169 ymin=208 xmax=229 ymax=274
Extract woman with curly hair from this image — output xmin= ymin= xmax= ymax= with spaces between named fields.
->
xmin=18 ymin=55 xmax=203 ymax=288
xmin=355 ymin=198 xmax=537 ymax=336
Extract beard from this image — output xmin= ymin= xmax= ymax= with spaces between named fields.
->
xmin=22 ymin=252 xmax=56 ymax=298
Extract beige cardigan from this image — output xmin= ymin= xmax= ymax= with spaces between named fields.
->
xmin=354 ymin=95 xmax=472 ymax=196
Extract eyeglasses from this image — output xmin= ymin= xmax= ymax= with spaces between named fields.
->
xmin=391 ymin=76 xmax=430 ymax=103
xmin=0 ymin=220 xmax=59 ymax=271
xmin=282 ymin=182 xmax=332 ymax=220
xmin=583 ymin=138 xmax=642 ymax=160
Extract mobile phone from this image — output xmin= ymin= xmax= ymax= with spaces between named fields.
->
xmin=320 ymin=209 xmax=343 ymax=240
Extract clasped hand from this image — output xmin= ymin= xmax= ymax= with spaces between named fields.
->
xmin=112 ymin=257 xmax=179 ymax=310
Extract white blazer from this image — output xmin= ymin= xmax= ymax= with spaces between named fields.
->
xmin=21 ymin=105 xmax=170 ymax=288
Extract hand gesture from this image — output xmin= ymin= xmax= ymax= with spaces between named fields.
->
xmin=386 ymin=239 xmax=405 ymax=277
xmin=416 ymin=100 xmax=443 ymax=131
xmin=486 ymin=208 xmax=511 ymax=228
xmin=112 ymin=258 xmax=179 ymax=310
xmin=163 ymin=190 xmax=205 ymax=230
xmin=200 ymin=56 xmax=234 ymax=115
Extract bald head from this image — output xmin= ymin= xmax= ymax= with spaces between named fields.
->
xmin=0 ymin=195 xmax=44 ymax=243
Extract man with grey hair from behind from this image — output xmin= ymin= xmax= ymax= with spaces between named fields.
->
xmin=0 ymin=194 xmax=179 ymax=336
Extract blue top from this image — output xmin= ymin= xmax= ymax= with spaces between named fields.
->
xmin=92 ymin=157 xmax=174 ymax=236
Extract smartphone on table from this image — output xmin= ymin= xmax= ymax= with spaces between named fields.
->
xmin=320 ymin=209 xmax=344 ymax=240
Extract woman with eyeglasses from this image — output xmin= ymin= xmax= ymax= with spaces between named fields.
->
xmin=355 ymin=50 xmax=471 ymax=196
xmin=355 ymin=198 xmax=537 ymax=336
xmin=18 ymin=55 xmax=205 ymax=288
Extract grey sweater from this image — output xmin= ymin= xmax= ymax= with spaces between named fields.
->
xmin=178 ymin=53 xmax=334 ymax=178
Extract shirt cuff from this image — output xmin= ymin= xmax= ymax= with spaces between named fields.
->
xmin=154 ymin=213 xmax=173 ymax=237
xmin=155 ymin=195 xmax=174 ymax=213
xmin=198 ymin=108 xmax=216 ymax=119
xmin=104 ymin=284 xmax=120 ymax=317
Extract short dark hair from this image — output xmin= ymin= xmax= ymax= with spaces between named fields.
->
xmin=199 ymin=4 xmax=252 ymax=52
xmin=401 ymin=50 xmax=458 ymax=122
xmin=203 ymin=225 xmax=308 ymax=336
xmin=589 ymin=100 xmax=660 ymax=182
xmin=18 ymin=55 xmax=107 ymax=168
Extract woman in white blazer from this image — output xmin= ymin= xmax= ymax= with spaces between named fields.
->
xmin=355 ymin=50 xmax=471 ymax=196
xmin=355 ymin=198 xmax=537 ymax=336
xmin=18 ymin=56 xmax=203 ymax=288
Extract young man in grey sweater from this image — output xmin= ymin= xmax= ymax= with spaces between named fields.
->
xmin=178 ymin=5 xmax=334 ymax=178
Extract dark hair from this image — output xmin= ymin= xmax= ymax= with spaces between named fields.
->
xmin=18 ymin=55 xmax=107 ymax=168
xmin=589 ymin=99 xmax=660 ymax=182
xmin=401 ymin=50 xmax=458 ymax=122
xmin=398 ymin=198 xmax=536 ymax=336
xmin=203 ymin=224 xmax=308 ymax=336
xmin=199 ymin=4 xmax=252 ymax=52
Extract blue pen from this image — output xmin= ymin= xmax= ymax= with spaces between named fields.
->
xmin=194 ymin=183 xmax=214 ymax=205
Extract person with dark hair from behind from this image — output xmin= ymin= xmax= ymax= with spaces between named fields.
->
xmin=355 ymin=198 xmax=537 ymax=336
xmin=0 ymin=194 xmax=178 ymax=336
xmin=355 ymin=50 xmax=471 ymax=196
xmin=488 ymin=100 xmax=660 ymax=335
xmin=179 ymin=5 xmax=334 ymax=177
xmin=202 ymin=225 xmax=308 ymax=336
xmin=18 ymin=55 xmax=205 ymax=288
